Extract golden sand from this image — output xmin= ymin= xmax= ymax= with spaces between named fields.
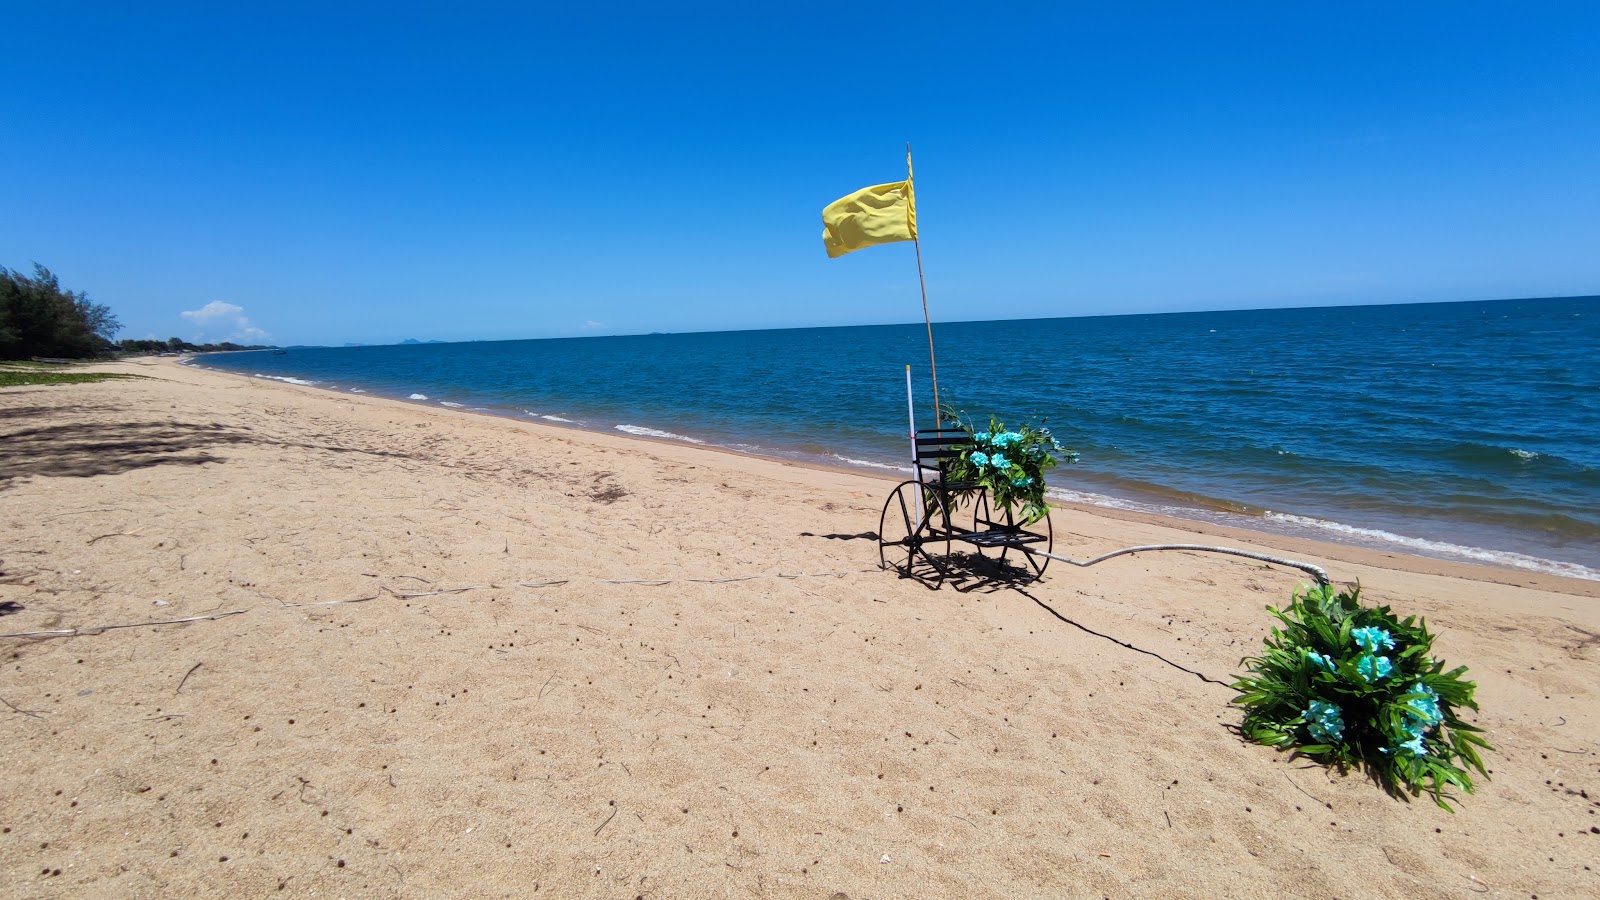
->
xmin=1 ymin=359 xmax=1596 ymax=897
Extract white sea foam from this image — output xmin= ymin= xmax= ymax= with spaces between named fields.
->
xmin=253 ymin=374 xmax=315 ymax=386
xmin=541 ymin=415 xmax=575 ymax=423
xmin=349 ymin=388 xmax=367 ymax=394
xmin=829 ymin=454 xmax=912 ymax=474
xmin=615 ymin=424 xmax=705 ymax=444
xmin=1509 ymin=448 xmax=1539 ymax=460
xmin=439 ymin=401 xmax=466 ymax=408
xmin=408 ymin=393 xmax=428 ymax=400
xmin=1032 ymin=488 xmax=1600 ymax=582
xmin=1044 ymin=486 xmax=1148 ymax=513
xmin=1265 ymin=513 xmax=1598 ymax=581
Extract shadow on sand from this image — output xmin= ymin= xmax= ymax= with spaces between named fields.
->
xmin=881 ymin=549 xmax=1045 ymax=593
xmin=0 ymin=418 xmax=417 ymax=491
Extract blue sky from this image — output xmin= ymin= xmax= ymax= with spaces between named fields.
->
xmin=3 ymin=2 xmax=1596 ymax=346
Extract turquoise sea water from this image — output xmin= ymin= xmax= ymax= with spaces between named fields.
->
xmin=194 ymin=296 xmax=1600 ymax=580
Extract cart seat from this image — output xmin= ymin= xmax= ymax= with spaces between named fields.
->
xmin=913 ymin=428 xmax=978 ymax=489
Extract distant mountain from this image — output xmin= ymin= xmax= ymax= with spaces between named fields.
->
xmin=400 ymin=339 xmax=446 ymax=345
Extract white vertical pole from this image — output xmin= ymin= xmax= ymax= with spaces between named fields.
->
xmin=906 ymin=364 xmax=922 ymax=523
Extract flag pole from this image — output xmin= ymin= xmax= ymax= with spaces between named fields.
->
xmin=907 ymin=142 xmax=941 ymax=422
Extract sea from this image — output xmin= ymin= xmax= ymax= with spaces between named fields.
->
xmin=192 ymin=296 xmax=1600 ymax=581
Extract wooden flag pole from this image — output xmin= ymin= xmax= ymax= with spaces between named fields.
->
xmin=907 ymin=143 xmax=941 ymax=421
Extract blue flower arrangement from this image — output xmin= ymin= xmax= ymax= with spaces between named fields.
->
xmin=1231 ymin=583 xmax=1492 ymax=810
xmin=942 ymin=410 xmax=1078 ymax=525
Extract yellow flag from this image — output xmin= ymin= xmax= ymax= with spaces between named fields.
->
xmin=821 ymin=174 xmax=916 ymax=258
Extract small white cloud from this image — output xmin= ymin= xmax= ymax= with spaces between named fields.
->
xmin=580 ymin=320 xmax=605 ymax=331
xmin=179 ymin=300 xmax=270 ymax=343
xmin=181 ymin=300 xmax=244 ymax=323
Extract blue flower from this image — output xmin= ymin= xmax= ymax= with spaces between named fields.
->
xmin=1011 ymin=475 xmax=1034 ymax=487
xmin=1304 ymin=699 xmax=1344 ymax=743
xmin=992 ymin=431 xmax=1022 ymax=448
xmin=989 ymin=453 xmax=1009 ymax=469
xmin=975 ymin=431 xmax=991 ymax=442
xmin=1398 ymin=735 xmax=1427 ymax=757
xmin=1352 ymin=626 xmax=1395 ymax=652
xmin=1306 ymin=651 xmax=1336 ymax=672
xmin=1404 ymin=683 xmax=1443 ymax=727
xmin=1357 ymin=654 xmax=1393 ymax=681
xmin=969 ymin=451 xmax=989 ymax=467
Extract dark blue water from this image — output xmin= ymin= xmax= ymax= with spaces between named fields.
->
xmin=195 ymin=297 xmax=1600 ymax=579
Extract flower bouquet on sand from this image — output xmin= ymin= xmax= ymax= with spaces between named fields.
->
xmin=1231 ymin=583 xmax=1492 ymax=810
xmin=941 ymin=411 xmax=1077 ymax=525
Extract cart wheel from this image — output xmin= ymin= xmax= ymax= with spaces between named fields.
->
xmin=1030 ymin=507 xmax=1054 ymax=579
xmin=878 ymin=481 xmax=948 ymax=579
xmin=972 ymin=494 xmax=1053 ymax=580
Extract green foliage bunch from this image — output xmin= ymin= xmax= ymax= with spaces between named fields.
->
xmin=1231 ymin=583 xmax=1492 ymax=810
xmin=943 ymin=410 xmax=1078 ymax=525
xmin=0 ymin=264 xmax=120 ymax=359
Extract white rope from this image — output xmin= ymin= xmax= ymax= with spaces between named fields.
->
xmin=1025 ymin=544 xmax=1330 ymax=586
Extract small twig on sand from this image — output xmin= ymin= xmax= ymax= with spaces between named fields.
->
xmin=0 ymin=609 xmax=247 ymax=640
xmin=1284 ymin=772 xmax=1325 ymax=805
xmin=281 ymin=595 xmax=380 ymax=609
xmin=87 ymin=529 xmax=143 ymax=544
xmin=538 ymin=673 xmax=558 ymax=700
xmin=2 ymin=695 xmax=45 ymax=718
xmin=176 ymin=662 xmax=202 ymax=695
xmin=593 ymin=807 xmax=617 ymax=836
xmin=385 ymin=586 xmax=479 ymax=599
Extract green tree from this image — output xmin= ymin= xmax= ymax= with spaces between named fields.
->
xmin=0 ymin=264 xmax=121 ymax=358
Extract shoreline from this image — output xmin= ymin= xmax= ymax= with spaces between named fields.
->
xmin=185 ymin=356 xmax=1600 ymax=593
xmin=3 ymin=357 xmax=1597 ymax=896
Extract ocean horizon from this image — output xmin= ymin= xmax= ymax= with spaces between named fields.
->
xmin=193 ymin=295 xmax=1600 ymax=581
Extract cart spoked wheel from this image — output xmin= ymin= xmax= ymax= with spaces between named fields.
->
xmin=878 ymin=481 xmax=949 ymax=581
xmin=971 ymin=494 xmax=1053 ymax=580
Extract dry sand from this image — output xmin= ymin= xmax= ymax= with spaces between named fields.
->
xmin=2 ymin=358 xmax=1596 ymax=898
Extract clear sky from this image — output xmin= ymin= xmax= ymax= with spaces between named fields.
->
xmin=4 ymin=2 xmax=1597 ymax=347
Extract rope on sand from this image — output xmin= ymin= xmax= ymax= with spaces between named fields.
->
xmin=1027 ymin=544 xmax=1330 ymax=586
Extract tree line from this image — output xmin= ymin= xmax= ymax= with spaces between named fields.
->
xmin=116 ymin=337 xmax=269 ymax=354
xmin=2 ymin=264 xmax=272 ymax=360
xmin=0 ymin=264 xmax=121 ymax=359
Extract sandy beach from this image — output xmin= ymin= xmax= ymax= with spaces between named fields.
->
xmin=2 ymin=357 xmax=1596 ymax=898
